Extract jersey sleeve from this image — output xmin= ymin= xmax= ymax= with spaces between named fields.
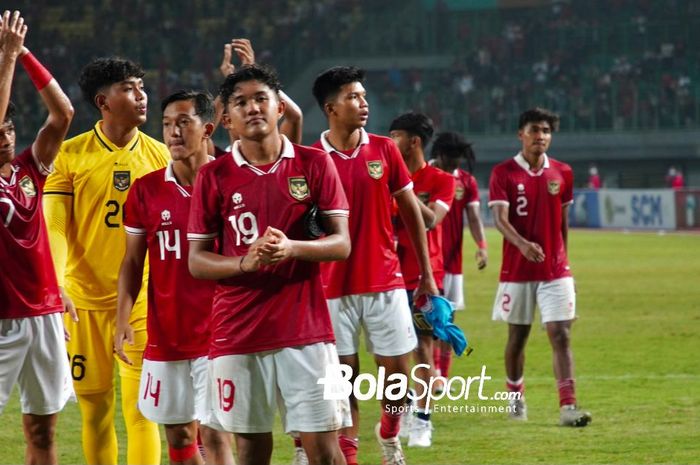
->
xmin=187 ymin=166 xmax=221 ymax=241
xmin=431 ymin=171 xmax=455 ymax=212
xmin=466 ymin=174 xmax=480 ymax=205
xmin=562 ymin=164 xmax=574 ymax=205
xmin=310 ymin=152 xmax=349 ymax=217
xmin=123 ymin=179 xmax=146 ymax=235
xmin=386 ymin=141 xmax=413 ymax=196
xmin=42 ymin=151 xmax=73 ymax=195
xmin=488 ymin=165 xmax=509 ymax=207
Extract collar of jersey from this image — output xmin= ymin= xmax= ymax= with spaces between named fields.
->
xmin=164 ymin=156 xmax=214 ymax=197
xmin=319 ymin=128 xmax=369 ymax=159
xmin=514 ymin=152 xmax=549 ymax=176
xmin=0 ymin=164 xmax=20 ymax=187
xmin=231 ymin=135 xmax=294 ymax=176
xmin=93 ymin=121 xmax=140 ymax=152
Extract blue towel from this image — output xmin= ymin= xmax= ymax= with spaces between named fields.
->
xmin=419 ymin=295 xmax=470 ymax=356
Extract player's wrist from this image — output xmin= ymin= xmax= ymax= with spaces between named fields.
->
xmin=477 ymin=240 xmax=487 ymax=250
xmin=20 ymin=51 xmax=53 ymax=90
xmin=239 ymin=255 xmax=249 ymax=273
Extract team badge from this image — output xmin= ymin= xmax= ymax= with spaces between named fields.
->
xmin=288 ymin=177 xmax=309 ymax=201
xmin=113 ymin=171 xmax=131 ymax=191
xmin=455 ymin=186 xmax=465 ymax=201
xmin=161 ymin=210 xmax=171 ymax=222
xmin=18 ymin=175 xmax=37 ymax=197
xmin=547 ymin=180 xmax=561 ymax=195
xmin=367 ymin=161 xmax=383 ymax=179
xmin=417 ymin=192 xmax=430 ymax=205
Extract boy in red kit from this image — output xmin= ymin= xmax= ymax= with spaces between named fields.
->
xmin=0 ymin=10 xmax=75 ymax=464
xmin=389 ymin=112 xmax=455 ymax=448
xmin=488 ymin=107 xmax=591 ymax=427
xmin=115 ymin=91 xmax=233 ymax=465
xmin=311 ymin=67 xmax=437 ymax=465
xmin=431 ymin=132 xmax=487 ymax=391
xmin=188 ymin=64 xmax=351 ymax=465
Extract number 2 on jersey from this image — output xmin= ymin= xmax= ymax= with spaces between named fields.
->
xmin=228 ymin=212 xmax=259 ymax=246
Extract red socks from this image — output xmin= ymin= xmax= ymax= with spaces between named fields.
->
xmin=557 ymin=378 xmax=577 ymax=407
xmin=379 ymin=410 xmax=401 ymax=439
xmin=339 ymin=435 xmax=358 ymax=465
xmin=506 ymin=377 xmax=524 ymax=395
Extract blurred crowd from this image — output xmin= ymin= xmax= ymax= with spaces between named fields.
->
xmin=6 ymin=0 xmax=700 ymax=143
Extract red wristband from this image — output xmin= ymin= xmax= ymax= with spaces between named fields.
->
xmin=20 ymin=52 xmax=53 ymax=90
xmin=477 ymin=240 xmax=487 ymax=249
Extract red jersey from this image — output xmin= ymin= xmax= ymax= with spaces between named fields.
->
xmin=187 ymin=136 xmax=349 ymax=357
xmin=314 ymin=129 xmax=413 ymax=298
xmin=1 ymin=147 xmax=63 ymax=319
xmin=396 ymin=164 xmax=455 ymax=290
xmin=123 ymin=162 xmax=214 ymax=361
xmin=443 ymin=169 xmax=480 ymax=274
xmin=488 ymin=153 xmax=573 ymax=282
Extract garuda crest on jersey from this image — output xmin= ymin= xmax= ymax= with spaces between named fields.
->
xmin=288 ymin=176 xmax=309 ymax=201
xmin=367 ymin=160 xmax=383 ymax=179
xmin=547 ymin=180 xmax=560 ymax=195
xmin=455 ymin=186 xmax=465 ymax=201
xmin=18 ymin=175 xmax=37 ymax=197
xmin=113 ymin=171 xmax=131 ymax=191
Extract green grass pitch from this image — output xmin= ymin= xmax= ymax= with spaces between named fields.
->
xmin=1 ymin=228 xmax=698 ymax=464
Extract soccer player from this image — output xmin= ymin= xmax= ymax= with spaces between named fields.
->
xmin=43 ymin=57 xmax=169 ymax=464
xmin=188 ymin=64 xmax=351 ymax=465
xmin=389 ymin=112 xmax=455 ymax=448
xmin=488 ymin=107 xmax=592 ymax=427
xmin=114 ymin=91 xmax=233 ymax=465
xmin=0 ymin=11 xmax=74 ymax=464
xmin=215 ymin=38 xmax=303 ymax=155
xmin=431 ymin=131 xmax=487 ymax=387
xmin=312 ymin=67 xmax=437 ymax=465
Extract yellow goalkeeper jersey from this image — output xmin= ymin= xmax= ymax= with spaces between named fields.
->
xmin=43 ymin=121 xmax=169 ymax=311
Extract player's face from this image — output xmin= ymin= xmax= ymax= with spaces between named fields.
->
xmin=328 ymin=82 xmax=369 ymax=129
xmin=0 ymin=119 xmax=17 ymax=166
xmin=226 ymin=80 xmax=284 ymax=142
xmin=389 ymin=129 xmax=414 ymax=160
xmin=99 ymin=77 xmax=148 ymax=127
xmin=518 ymin=121 xmax=552 ymax=156
xmin=162 ymin=100 xmax=208 ymax=161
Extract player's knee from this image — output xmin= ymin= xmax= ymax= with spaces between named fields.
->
xmin=24 ymin=421 xmax=55 ymax=450
xmin=548 ymin=326 xmax=571 ymax=348
xmin=200 ymin=426 xmax=230 ymax=449
xmin=307 ymin=445 xmax=342 ymax=465
xmin=165 ymin=424 xmax=196 ymax=448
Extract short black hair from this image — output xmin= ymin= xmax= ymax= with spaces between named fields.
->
xmin=518 ymin=107 xmax=560 ymax=131
xmin=161 ymin=90 xmax=215 ymax=123
xmin=312 ymin=66 xmax=366 ymax=112
xmin=389 ymin=112 xmax=434 ymax=148
xmin=432 ymin=131 xmax=476 ymax=172
xmin=78 ymin=57 xmax=145 ymax=109
xmin=219 ymin=64 xmax=281 ymax=107
xmin=3 ymin=101 xmax=16 ymax=123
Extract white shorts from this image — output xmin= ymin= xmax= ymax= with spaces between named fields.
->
xmin=443 ymin=273 xmax=465 ymax=310
xmin=204 ymin=343 xmax=351 ymax=434
xmin=0 ymin=313 xmax=73 ymax=415
xmin=492 ymin=277 xmax=576 ymax=325
xmin=326 ymin=290 xmax=417 ymax=357
xmin=138 ymin=356 xmax=209 ymax=424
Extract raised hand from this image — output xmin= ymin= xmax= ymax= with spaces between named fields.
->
xmin=219 ymin=38 xmax=255 ymax=78
xmin=0 ymin=10 xmax=27 ymax=58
